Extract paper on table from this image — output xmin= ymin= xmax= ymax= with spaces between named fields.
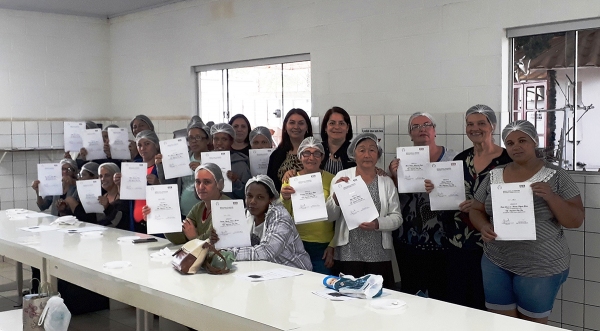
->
xmin=37 ymin=163 xmax=62 ymax=197
xmin=63 ymin=122 xmax=86 ymax=153
xmin=396 ymin=146 xmax=429 ymax=193
xmin=211 ymin=199 xmax=250 ymax=249
xmin=491 ymin=182 xmax=536 ymax=241
xmin=107 ymin=128 xmax=132 ymax=160
xmin=120 ymin=162 xmax=147 ymax=200
xmin=59 ymin=226 xmax=106 ymax=233
xmin=76 ymin=179 xmax=104 ymax=214
xmin=234 ymin=268 xmax=303 ymax=282
xmin=312 ymin=289 xmax=357 ymax=301
xmin=83 ymin=128 xmax=107 ymax=160
xmin=249 ymin=149 xmax=273 ymax=176
xmin=201 ymin=151 xmax=232 ymax=192
xmin=20 ymin=225 xmax=59 ymax=232
xmin=289 ymin=172 xmax=328 ymax=224
xmin=8 ymin=212 xmax=53 ymax=221
xmin=159 ymin=138 xmax=193 ymax=179
xmin=427 ymin=161 xmax=466 ymax=211
xmin=333 ymin=176 xmax=379 ymax=230
xmin=146 ymin=184 xmax=182 ymax=234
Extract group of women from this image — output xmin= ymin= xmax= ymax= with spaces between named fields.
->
xmin=30 ymin=105 xmax=583 ymax=325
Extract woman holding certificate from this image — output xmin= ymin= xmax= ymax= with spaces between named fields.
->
xmin=32 ymin=158 xmax=79 ymax=217
xmin=249 ymin=126 xmax=274 ymax=149
xmin=229 ymin=114 xmax=252 ymax=156
xmin=281 ymin=137 xmax=335 ymax=274
xmin=210 ymin=123 xmax=252 ymax=200
xmin=388 ymin=112 xmax=456 ymax=299
xmin=267 ymin=108 xmax=313 ymax=190
xmin=326 ymin=133 xmax=402 ymax=289
xmin=469 ymin=120 xmax=583 ymax=324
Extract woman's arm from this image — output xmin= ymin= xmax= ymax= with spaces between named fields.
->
xmin=469 ymin=199 xmax=496 ymax=242
xmin=376 ymin=177 xmax=402 ymax=231
xmin=531 ymin=182 xmax=584 ymax=228
xmin=234 ymin=211 xmax=293 ymax=262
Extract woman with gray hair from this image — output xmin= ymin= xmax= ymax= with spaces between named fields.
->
xmin=213 ymin=175 xmax=311 ymax=270
xmin=144 ymin=163 xmax=230 ymax=244
xmin=280 ymin=137 xmax=335 ymax=274
xmin=326 ymin=133 xmax=402 ymax=289
xmin=469 ymin=120 xmax=583 ymax=324
xmin=31 ymin=158 xmax=79 ymax=216
xmin=388 ymin=112 xmax=456 ymax=299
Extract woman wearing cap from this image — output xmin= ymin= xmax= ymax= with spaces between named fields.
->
xmin=144 ymin=163 xmax=230 ymax=244
xmin=229 ymin=114 xmax=252 ymax=156
xmin=210 ymin=123 xmax=252 ymax=200
xmin=31 ymin=158 xmax=79 ymax=217
xmin=320 ymin=106 xmax=356 ymax=174
xmin=129 ymin=115 xmax=155 ymax=161
xmin=469 ymin=120 xmax=583 ymax=324
xmin=64 ymin=162 xmax=103 ymax=223
xmin=267 ymin=108 xmax=313 ymax=190
xmin=114 ymin=130 xmax=161 ymax=233
xmin=429 ymin=105 xmax=513 ymax=309
xmin=157 ymin=117 xmax=211 ymax=216
xmin=326 ymin=133 xmax=402 ymax=289
xmin=388 ymin=112 xmax=456 ymax=299
xmin=249 ymin=126 xmax=274 ymax=149
xmin=280 ymin=137 xmax=335 ymax=274
xmin=214 ymin=175 xmax=311 ymax=270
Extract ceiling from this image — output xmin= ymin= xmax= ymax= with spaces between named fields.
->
xmin=0 ymin=0 xmax=187 ymax=19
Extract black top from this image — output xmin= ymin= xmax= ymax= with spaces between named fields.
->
xmin=320 ymin=139 xmax=356 ymax=171
xmin=232 ymin=144 xmax=250 ymax=157
xmin=267 ymin=148 xmax=290 ymax=190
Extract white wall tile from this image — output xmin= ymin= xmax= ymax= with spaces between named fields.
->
xmin=398 ymin=115 xmax=410 ymax=136
xmin=349 ymin=116 xmax=357 ymax=132
xmin=585 ymin=184 xmax=600 ymax=208
xmin=1 ymin=201 xmax=13 ymax=209
xmin=446 ymin=135 xmax=463 ymax=152
xmin=0 ymin=121 xmax=11 ymax=134
xmin=51 ymin=134 xmax=63 ymax=148
xmin=584 ymin=281 xmax=600 ymax=307
xmin=549 ymin=299 xmax=561 ymax=323
xmin=585 ymin=232 xmax=600 ymax=258
xmin=586 ymin=176 xmax=600 ymax=184
xmin=398 ymin=134 xmax=411 ymax=148
xmin=571 ymin=255 xmax=584 ymax=280
xmin=585 ymin=208 xmax=600 ymax=233
xmin=563 ymin=278 xmax=584 ymax=303
xmin=384 ymin=135 xmax=398 ymax=154
xmin=0 ymin=164 xmax=10 ymax=175
xmin=0 ymin=188 xmax=13 ymax=202
xmin=310 ymin=116 xmax=320 ymax=135
xmin=0 ymin=135 xmax=11 ymax=148
xmin=38 ymin=121 xmax=51 ymax=134
xmin=11 ymin=121 xmax=24 ymax=135
xmin=25 ymin=134 xmax=38 ymax=148
xmin=384 ymin=115 xmax=399 ymax=134
xmin=446 ymin=113 xmax=465 ymax=134
xmin=51 ymin=121 xmax=63 ymax=134
xmin=355 ymin=116 xmax=371 ymax=133
xmin=565 ymin=230 xmax=584 ymax=256
xmin=562 ymin=301 xmax=584 ymax=327
xmin=12 ymin=161 xmax=25 ymax=175
xmin=12 ymin=134 xmax=25 ymax=148
xmin=0 ymin=175 xmax=12 ymax=189
xmin=25 ymin=121 xmax=38 ymax=135
xmin=370 ymin=115 xmax=384 ymax=128
xmin=585 ymin=304 xmax=600 ymax=330
xmin=13 ymin=187 xmax=26 ymax=201
xmin=38 ymin=134 xmax=52 ymax=148
xmin=585 ymin=257 xmax=600 ymax=283
xmin=13 ymin=175 xmax=27 ymax=188
xmin=14 ymin=200 xmax=27 ymax=209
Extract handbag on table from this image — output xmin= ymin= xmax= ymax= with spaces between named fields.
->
xmin=171 ymin=239 xmax=231 ymax=275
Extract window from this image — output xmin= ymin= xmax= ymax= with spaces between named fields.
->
xmin=509 ymin=22 xmax=600 ymax=171
xmin=195 ymin=55 xmax=311 ymax=133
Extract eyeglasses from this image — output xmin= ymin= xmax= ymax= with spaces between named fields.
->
xmin=410 ymin=123 xmax=435 ymax=131
xmin=188 ymin=136 xmax=208 ymax=142
xmin=300 ymin=150 xmax=324 ymax=158
xmin=61 ymin=168 xmax=75 ymax=173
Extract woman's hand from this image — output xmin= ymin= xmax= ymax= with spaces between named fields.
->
xmin=63 ymin=151 xmax=72 ymax=160
xmin=282 ymin=169 xmax=296 ymax=184
xmin=480 ymin=223 xmax=497 ymax=242
xmin=530 ymin=182 xmax=557 ymax=202
xmin=359 ymin=219 xmax=379 ymax=231
xmin=147 ymin=174 xmax=159 ymax=185
xmin=64 ymin=196 xmax=78 ymax=212
xmin=113 ymin=173 xmax=122 ymax=187
xmin=388 ymin=158 xmax=399 ymax=177
xmin=79 ymin=148 xmax=88 ymax=161
xmin=331 ymin=176 xmax=350 ymax=206
xmin=375 ymin=167 xmax=387 ymax=177
xmin=103 ymin=143 xmax=112 ymax=159
xmin=280 ymin=186 xmax=295 ymax=200
xmin=323 ymin=247 xmax=334 ymax=268
xmin=98 ymin=195 xmax=109 ymax=209
xmin=155 ymin=154 xmax=162 ymax=165
xmin=182 ymin=219 xmax=197 ymax=240
xmin=226 ymin=170 xmax=239 ymax=182
xmin=31 ymin=180 xmax=40 ymax=195
xmin=189 ymin=161 xmax=200 ymax=172
xmin=141 ymin=205 xmax=151 ymax=221
xmin=424 ymin=179 xmax=434 ymax=193
xmin=210 ymin=228 xmax=219 ymax=245
xmin=128 ymin=140 xmax=137 ymax=159
xmin=459 ymin=199 xmax=473 ymax=213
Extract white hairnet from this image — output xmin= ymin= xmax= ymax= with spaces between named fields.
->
xmin=347 ymin=133 xmax=383 ymax=160
xmin=502 ymin=120 xmax=539 ymax=146
xmin=187 ymin=117 xmax=210 ymax=140
xmin=465 ymin=104 xmax=497 ymax=127
xmin=99 ymin=162 xmax=120 ymax=175
xmin=195 ymin=163 xmax=224 ymax=184
xmin=135 ymin=130 xmax=160 ymax=150
xmin=297 ymin=137 xmax=324 ymax=156
xmin=407 ymin=112 xmax=436 ymax=133
xmin=102 ymin=124 xmax=118 ymax=132
xmin=81 ymin=162 xmax=100 ymax=177
xmin=245 ymin=175 xmax=279 ymax=197
xmin=60 ymin=158 xmax=78 ymax=172
xmin=249 ymin=126 xmax=273 ymax=145
xmin=210 ymin=123 xmax=235 ymax=140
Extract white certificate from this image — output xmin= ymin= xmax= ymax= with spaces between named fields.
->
xmin=201 ymin=151 xmax=232 ymax=192
xmin=333 ymin=176 xmax=379 ymax=230
xmin=108 ymin=128 xmax=132 ymax=160
xmin=146 ymin=184 xmax=182 ymax=234
xmin=64 ymin=122 xmax=86 ymax=153
xmin=427 ymin=161 xmax=466 ymax=211
xmin=249 ymin=149 xmax=273 ymax=176
xmin=159 ymin=138 xmax=193 ymax=179
xmin=211 ymin=199 xmax=250 ymax=249
xmin=289 ymin=172 xmax=328 ymax=224
xmin=83 ymin=128 xmax=107 ymax=161
xmin=37 ymin=163 xmax=62 ymax=196
xmin=120 ymin=162 xmax=147 ymax=200
xmin=491 ymin=182 xmax=536 ymax=241
xmin=76 ymin=179 xmax=104 ymax=214
xmin=397 ymin=146 xmax=429 ymax=193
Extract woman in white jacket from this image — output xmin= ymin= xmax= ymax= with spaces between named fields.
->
xmin=327 ymin=133 xmax=402 ymax=289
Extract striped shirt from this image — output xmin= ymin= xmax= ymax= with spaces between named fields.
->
xmin=234 ymin=201 xmax=312 ymax=270
xmin=474 ymin=162 xmax=580 ymax=277
xmin=324 ymin=157 xmax=344 ymax=175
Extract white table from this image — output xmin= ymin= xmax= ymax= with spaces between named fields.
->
xmin=0 ymin=211 xmax=567 ymax=331
xmin=0 ymin=309 xmax=22 ymax=330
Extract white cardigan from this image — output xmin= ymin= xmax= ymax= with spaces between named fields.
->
xmin=326 ymin=167 xmax=402 ymax=250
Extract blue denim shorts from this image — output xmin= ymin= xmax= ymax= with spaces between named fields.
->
xmin=481 ymin=254 xmax=568 ymax=318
